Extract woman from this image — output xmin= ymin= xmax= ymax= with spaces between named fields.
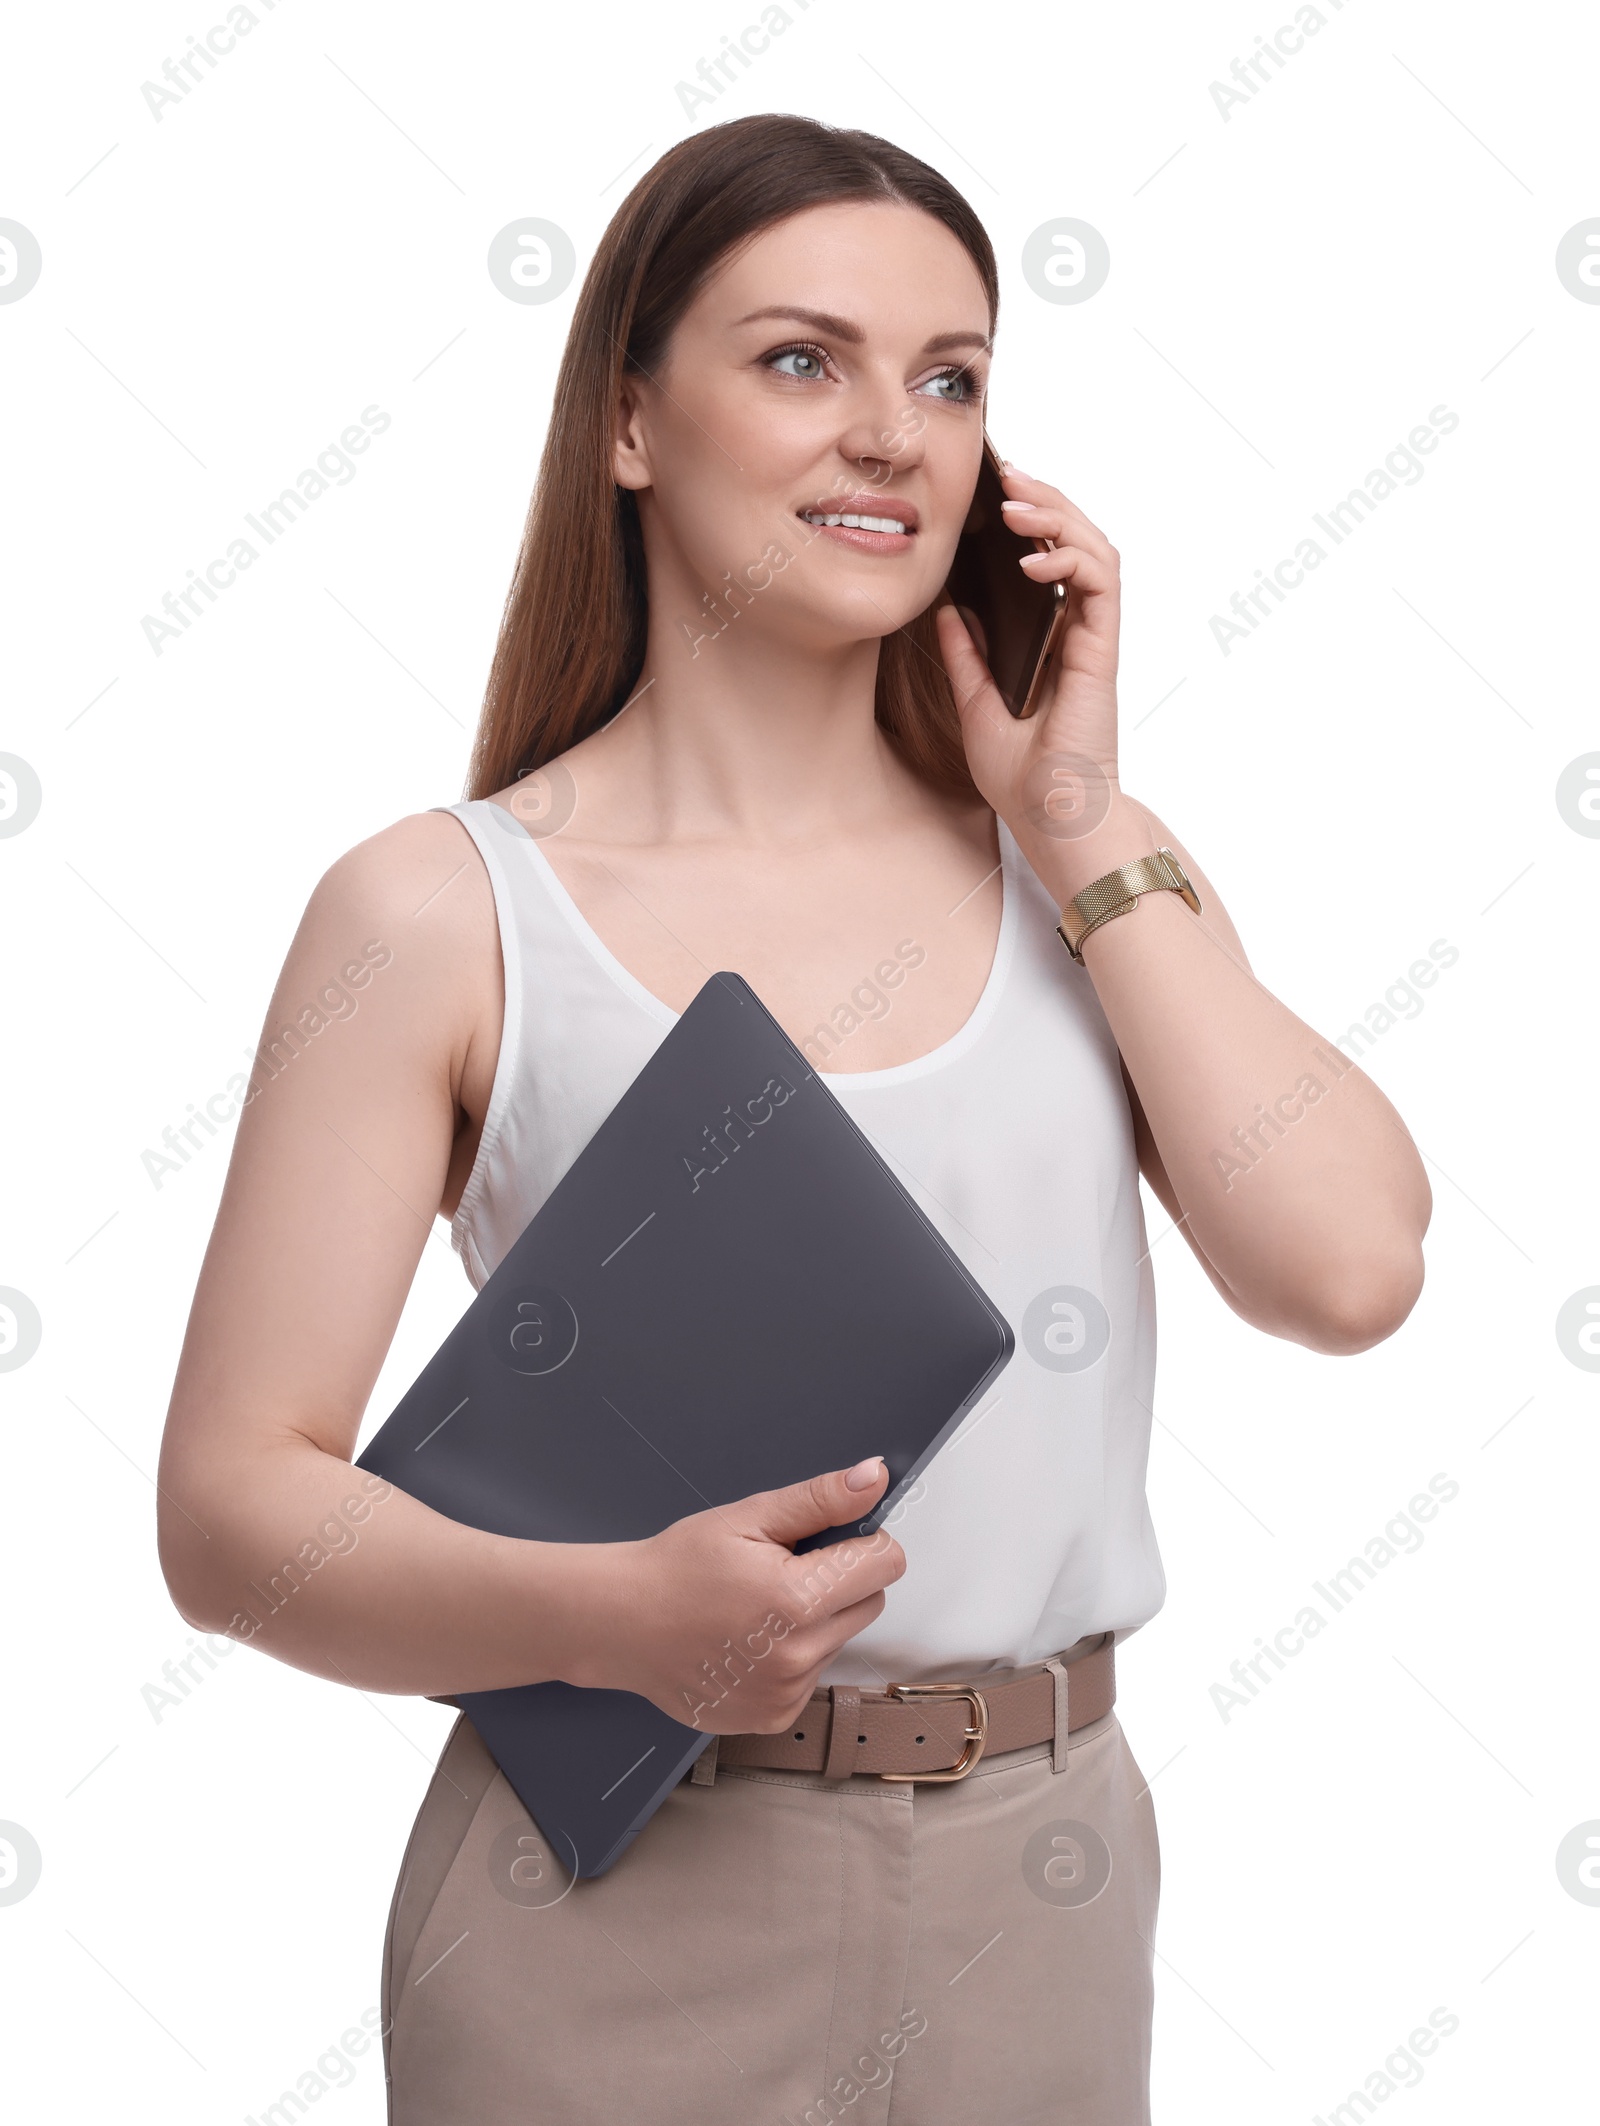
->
xmin=157 ymin=114 xmax=1429 ymax=2123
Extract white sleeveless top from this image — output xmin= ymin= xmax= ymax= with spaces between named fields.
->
xmin=440 ymin=798 xmax=1166 ymax=1685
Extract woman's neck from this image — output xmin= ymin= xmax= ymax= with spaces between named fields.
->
xmin=585 ymin=604 xmax=928 ymax=847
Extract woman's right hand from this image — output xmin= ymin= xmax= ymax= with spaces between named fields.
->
xmin=573 ymin=1457 xmax=906 ymax=1734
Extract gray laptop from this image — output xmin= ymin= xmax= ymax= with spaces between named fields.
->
xmin=356 ymin=971 xmax=1013 ymax=1877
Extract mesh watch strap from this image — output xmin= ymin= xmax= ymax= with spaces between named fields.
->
xmin=1056 ymin=847 xmax=1200 ymax=963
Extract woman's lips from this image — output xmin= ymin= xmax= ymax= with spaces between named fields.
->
xmin=797 ymin=498 xmax=919 ymax=556
xmin=804 ymin=521 xmax=915 ymax=554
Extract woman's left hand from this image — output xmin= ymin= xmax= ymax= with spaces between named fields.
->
xmin=935 ymin=465 xmax=1126 ymax=881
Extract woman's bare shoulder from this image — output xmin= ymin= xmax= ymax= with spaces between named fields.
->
xmin=277 ymin=807 xmax=501 ymax=1075
xmin=306 ymin=805 xmax=495 ymax=943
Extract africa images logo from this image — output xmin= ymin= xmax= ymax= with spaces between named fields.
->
xmin=683 ymin=1075 xmax=797 ymax=1193
xmin=488 ymin=1285 xmax=580 ymax=1377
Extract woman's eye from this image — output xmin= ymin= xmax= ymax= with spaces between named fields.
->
xmin=768 ymin=346 xmax=829 ymax=381
xmin=918 ymin=368 xmax=980 ymax=402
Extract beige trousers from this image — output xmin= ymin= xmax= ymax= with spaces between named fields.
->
xmin=381 ymin=1671 xmax=1160 ymax=2123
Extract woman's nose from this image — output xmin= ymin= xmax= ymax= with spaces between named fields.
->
xmin=836 ymin=386 xmax=928 ymax=481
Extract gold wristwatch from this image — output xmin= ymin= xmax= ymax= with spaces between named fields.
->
xmin=1056 ymin=847 xmax=1201 ymax=963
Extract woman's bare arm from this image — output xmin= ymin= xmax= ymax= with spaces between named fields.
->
xmin=155 ymin=813 xmax=901 ymax=1724
xmin=1064 ymin=800 xmax=1431 ymax=1353
xmin=939 ymin=471 xmax=1431 ymax=1356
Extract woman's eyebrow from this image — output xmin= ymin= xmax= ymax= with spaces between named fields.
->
xmin=923 ymin=329 xmax=992 ymax=355
xmin=732 ymin=304 xmax=864 ymax=341
xmin=731 ymin=305 xmax=990 ymax=357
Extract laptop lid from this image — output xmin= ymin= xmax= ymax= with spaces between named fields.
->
xmin=357 ymin=971 xmax=1013 ymax=1875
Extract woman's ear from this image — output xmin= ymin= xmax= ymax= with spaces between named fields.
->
xmin=612 ymin=377 xmax=653 ymax=493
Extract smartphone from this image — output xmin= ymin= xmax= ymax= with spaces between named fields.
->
xmin=939 ymin=435 xmax=1067 ymax=719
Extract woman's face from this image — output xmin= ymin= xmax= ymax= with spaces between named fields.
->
xmin=615 ymin=199 xmax=993 ymax=654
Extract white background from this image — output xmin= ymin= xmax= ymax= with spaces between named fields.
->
xmin=1 ymin=1 xmax=1595 ymax=2118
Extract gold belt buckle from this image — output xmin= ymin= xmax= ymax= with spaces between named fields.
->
xmin=877 ymin=1682 xmax=990 ymax=1783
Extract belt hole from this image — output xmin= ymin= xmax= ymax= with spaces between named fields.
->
xmin=794 ymin=1730 xmax=805 ymax=1740
xmin=915 ymin=1734 xmax=925 ymax=1744
xmin=857 ymin=1734 xmax=866 ymax=1743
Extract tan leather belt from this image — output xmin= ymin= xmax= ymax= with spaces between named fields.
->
xmin=710 ymin=1634 xmax=1115 ymax=1784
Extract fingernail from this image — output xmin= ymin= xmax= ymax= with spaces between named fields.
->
xmin=1019 ymin=551 xmax=1051 ymax=571
xmin=845 ymin=1456 xmax=885 ymax=1492
xmin=1000 ymin=498 xmax=1037 ymax=513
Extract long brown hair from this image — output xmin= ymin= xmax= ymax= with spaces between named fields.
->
xmin=465 ymin=114 xmax=998 ymax=803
